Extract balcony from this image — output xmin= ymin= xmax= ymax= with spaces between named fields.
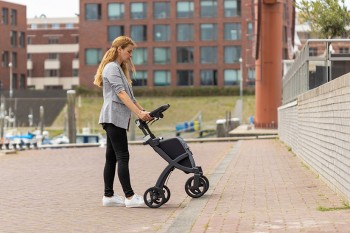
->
xmin=27 ymin=60 xmax=33 ymax=70
xmin=44 ymin=59 xmax=60 ymax=70
xmin=72 ymin=59 xmax=79 ymax=69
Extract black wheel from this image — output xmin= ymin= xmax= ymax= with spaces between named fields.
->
xmin=201 ymin=175 xmax=210 ymax=193
xmin=185 ymin=176 xmax=208 ymax=198
xmin=162 ymin=185 xmax=171 ymax=204
xmin=144 ymin=187 xmax=165 ymax=208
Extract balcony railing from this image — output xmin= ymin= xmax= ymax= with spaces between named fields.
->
xmin=282 ymin=39 xmax=350 ymax=104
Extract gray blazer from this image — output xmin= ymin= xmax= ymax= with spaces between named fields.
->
xmin=98 ymin=61 xmax=136 ymax=129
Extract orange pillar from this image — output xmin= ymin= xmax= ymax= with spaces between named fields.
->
xmin=255 ymin=1 xmax=283 ymax=128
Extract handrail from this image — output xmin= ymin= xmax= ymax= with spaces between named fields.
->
xmin=282 ymin=39 xmax=350 ymax=104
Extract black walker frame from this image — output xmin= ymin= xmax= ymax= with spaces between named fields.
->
xmin=136 ymin=104 xmax=209 ymax=208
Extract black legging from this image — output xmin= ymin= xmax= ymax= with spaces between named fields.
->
xmin=102 ymin=123 xmax=134 ymax=198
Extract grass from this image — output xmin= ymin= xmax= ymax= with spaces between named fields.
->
xmin=49 ymin=95 xmax=255 ymax=137
xmin=317 ymin=201 xmax=350 ymax=212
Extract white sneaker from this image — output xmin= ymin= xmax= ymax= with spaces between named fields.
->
xmin=102 ymin=195 xmax=125 ymax=207
xmin=125 ymin=194 xmax=145 ymax=208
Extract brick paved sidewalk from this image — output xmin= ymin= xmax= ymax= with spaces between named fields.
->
xmin=184 ymin=140 xmax=350 ymax=233
xmin=0 ymin=141 xmax=233 ymax=232
xmin=1 ymin=139 xmax=349 ymax=233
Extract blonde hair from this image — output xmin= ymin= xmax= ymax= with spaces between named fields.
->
xmin=93 ymin=36 xmax=136 ymax=87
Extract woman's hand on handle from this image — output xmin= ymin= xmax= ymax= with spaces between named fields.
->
xmin=137 ymin=110 xmax=152 ymax=122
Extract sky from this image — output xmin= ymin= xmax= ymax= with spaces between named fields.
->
xmin=5 ymin=0 xmax=79 ymax=18
xmin=4 ymin=0 xmax=350 ymax=19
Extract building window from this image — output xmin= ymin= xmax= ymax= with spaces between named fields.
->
xmin=224 ymin=46 xmax=241 ymax=63
xmin=248 ymin=68 xmax=255 ymax=85
xmin=131 ymin=25 xmax=147 ymax=42
xmin=177 ymin=24 xmax=193 ymax=41
xmin=108 ymin=3 xmax=124 ymax=20
xmin=12 ymin=74 xmax=17 ymax=89
xmin=12 ymin=52 xmax=17 ymax=68
xmin=10 ymin=9 xmax=16 ymax=25
xmin=19 ymin=32 xmax=25 ymax=48
xmin=108 ymin=26 xmax=124 ymax=42
xmin=46 ymin=70 xmax=59 ymax=77
xmin=224 ymin=0 xmax=241 ymax=17
xmin=27 ymin=37 xmax=32 ymax=45
xmin=339 ymin=47 xmax=349 ymax=54
xmin=154 ymin=70 xmax=171 ymax=86
xmin=20 ymin=74 xmax=26 ymax=89
xmin=2 ymin=51 xmax=9 ymax=67
xmin=177 ymin=47 xmax=194 ymax=64
xmin=2 ymin=8 xmax=8 ymax=24
xmin=66 ymin=23 xmax=74 ymax=29
xmin=177 ymin=70 xmax=193 ymax=86
xmin=154 ymin=47 xmax=170 ymax=64
xmin=48 ymin=37 xmax=59 ymax=44
xmin=153 ymin=2 xmax=170 ymax=19
xmin=154 ymin=25 xmax=170 ymax=41
xmin=309 ymin=47 xmax=318 ymax=56
xmin=52 ymin=23 xmax=60 ymax=29
xmin=31 ymin=24 xmax=37 ymax=29
xmin=201 ymin=24 xmax=217 ymax=41
xmin=200 ymin=47 xmax=217 ymax=64
xmin=10 ymin=31 xmax=17 ymax=47
xmin=85 ymin=48 xmax=102 ymax=65
xmin=73 ymin=69 xmax=79 ymax=77
xmin=224 ymin=23 xmax=241 ymax=40
xmin=177 ymin=1 xmax=194 ymax=18
xmin=85 ymin=4 xmax=102 ymax=20
xmin=200 ymin=0 xmax=217 ymax=18
xmin=48 ymin=53 xmax=58 ymax=59
xmin=132 ymin=48 xmax=148 ymax=65
xmin=224 ymin=69 xmax=239 ymax=85
xmin=133 ymin=71 xmax=147 ymax=86
xmin=247 ymin=22 xmax=253 ymax=40
xmin=130 ymin=2 xmax=147 ymax=19
xmin=201 ymin=70 xmax=217 ymax=86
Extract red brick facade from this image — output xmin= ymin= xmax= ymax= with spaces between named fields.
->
xmin=79 ymin=0 xmax=256 ymax=88
xmin=0 ymin=1 xmax=27 ymax=93
xmin=26 ymin=17 xmax=79 ymax=89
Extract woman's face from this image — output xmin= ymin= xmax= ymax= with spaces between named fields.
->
xmin=118 ymin=44 xmax=134 ymax=63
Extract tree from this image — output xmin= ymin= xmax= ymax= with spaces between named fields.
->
xmin=296 ymin=0 xmax=350 ymax=38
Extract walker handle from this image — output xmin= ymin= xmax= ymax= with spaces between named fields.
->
xmin=149 ymin=104 xmax=170 ymax=119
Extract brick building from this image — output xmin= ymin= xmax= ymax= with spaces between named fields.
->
xmin=0 ymin=0 xmax=26 ymax=95
xmin=26 ymin=16 xmax=79 ymax=89
xmin=79 ymin=0 xmax=256 ymax=88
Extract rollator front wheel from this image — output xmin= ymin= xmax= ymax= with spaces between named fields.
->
xmin=162 ymin=185 xmax=171 ymax=204
xmin=144 ymin=187 xmax=166 ymax=208
xmin=185 ymin=176 xmax=208 ymax=198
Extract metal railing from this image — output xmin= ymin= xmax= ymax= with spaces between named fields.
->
xmin=282 ymin=39 xmax=350 ymax=104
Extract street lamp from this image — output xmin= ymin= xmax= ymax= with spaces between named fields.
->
xmin=239 ymin=57 xmax=243 ymax=123
xmin=8 ymin=62 xmax=13 ymax=98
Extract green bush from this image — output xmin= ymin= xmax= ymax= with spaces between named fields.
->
xmin=74 ymin=86 xmax=255 ymax=97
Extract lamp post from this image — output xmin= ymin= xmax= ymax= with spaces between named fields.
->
xmin=8 ymin=62 xmax=13 ymax=98
xmin=239 ymin=57 xmax=243 ymax=123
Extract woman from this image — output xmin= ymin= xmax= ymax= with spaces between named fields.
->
xmin=94 ymin=36 xmax=152 ymax=208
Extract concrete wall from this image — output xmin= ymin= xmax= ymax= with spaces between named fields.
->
xmin=278 ymin=73 xmax=350 ymax=202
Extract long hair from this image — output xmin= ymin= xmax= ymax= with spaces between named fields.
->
xmin=93 ymin=36 xmax=136 ymax=87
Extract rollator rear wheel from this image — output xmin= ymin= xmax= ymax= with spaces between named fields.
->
xmin=144 ymin=187 xmax=166 ymax=208
xmin=185 ymin=176 xmax=208 ymax=198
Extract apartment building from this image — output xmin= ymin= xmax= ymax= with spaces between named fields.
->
xmin=79 ymin=0 xmax=256 ymax=88
xmin=0 ymin=1 xmax=26 ymax=94
xmin=26 ymin=16 xmax=79 ymax=89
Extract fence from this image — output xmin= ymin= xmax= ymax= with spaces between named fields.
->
xmin=283 ymin=39 xmax=350 ymax=104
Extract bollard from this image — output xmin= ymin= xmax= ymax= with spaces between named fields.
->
xmin=67 ymin=90 xmax=77 ymax=143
